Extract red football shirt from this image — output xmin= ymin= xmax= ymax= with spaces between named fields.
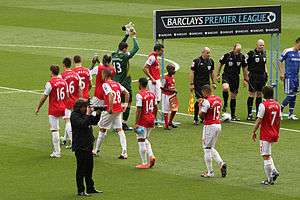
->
xmin=44 ymin=76 xmax=68 ymax=117
xmin=90 ymin=64 xmax=115 ymax=100
xmin=73 ymin=66 xmax=91 ymax=99
xmin=162 ymin=75 xmax=176 ymax=95
xmin=61 ymin=69 xmax=80 ymax=109
xmin=257 ymin=99 xmax=281 ymax=142
xmin=146 ymin=52 xmax=160 ymax=80
xmin=102 ymin=80 xmax=125 ymax=113
xmin=136 ymin=89 xmax=156 ymax=128
xmin=201 ymin=95 xmax=222 ymax=125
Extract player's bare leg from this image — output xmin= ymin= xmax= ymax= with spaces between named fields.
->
xmin=168 ymin=111 xmax=178 ymax=128
xmin=116 ymin=128 xmax=128 ymax=159
xmin=93 ymin=129 xmax=107 ymax=156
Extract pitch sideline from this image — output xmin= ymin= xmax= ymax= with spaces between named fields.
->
xmin=1 ymin=86 xmax=300 ymax=133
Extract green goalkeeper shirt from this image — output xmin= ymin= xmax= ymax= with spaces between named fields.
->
xmin=112 ymin=35 xmax=139 ymax=90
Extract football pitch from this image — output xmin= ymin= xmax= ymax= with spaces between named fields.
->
xmin=0 ymin=0 xmax=299 ymax=199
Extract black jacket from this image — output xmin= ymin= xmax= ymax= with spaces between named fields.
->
xmin=71 ymin=111 xmax=100 ymax=152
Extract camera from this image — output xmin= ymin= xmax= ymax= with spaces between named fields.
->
xmin=88 ymin=97 xmax=107 ymax=112
xmin=121 ymin=22 xmax=135 ymax=34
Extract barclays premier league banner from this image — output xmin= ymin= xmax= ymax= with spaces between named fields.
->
xmin=153 ymin=6 xmax=281 ymax=39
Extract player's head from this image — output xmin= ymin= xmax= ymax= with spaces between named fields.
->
xmin=201 ymin=47 xmax=211 ymax=59
xmin=201 ymin=84 xmax=212 ymax=98
xmin=138 ymin=77 xmax=148 ymax=89
xmin=256 ymin=39 xmax=265 ymax=52
xmin=295 ymin=37 xmax=300 ymax=51
xmin=102 ymin=68 xmax=113 ymax=80
xmin=262 ymin=86 xmax=274 ymax=99
xmin=50 ymin=65 xmax=59 ymax=76
xmin=62 ymin=57 xmax=72 ymax=68
xmin=73 ymin=99 xmax=89 ymax=114
xmin=166 ymin=64 xmax=175 ymax=75
xmin=154 ymin=43 xmax=164 ymax=56
xmin=233 ymin=43 xmax=242 ymax=54
xmin=119 ymin=42 xmax=128 ymax=52
xmin=73 ymin=55 xmax=82 ymax=64
xmin=102 ymin=54 xmax=112 ymax=66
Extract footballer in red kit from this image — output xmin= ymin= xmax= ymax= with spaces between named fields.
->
xmin=61 ymin=57 xmax=82 ymax=148
xmin=252 ymin=86 xmax=280 ymax=185
xmin=161 ymin=64 xmax=179 ymax=130
xmin=134 ymin=78 xmax=157 ymax=169
xmin=93 ymin=69 xmax=130 ymax=159
xmin=143 ymin=43 xmax=164 ymax=119
xmin=90 ymin=55 xmax=115 ymax=107
xmin=73 ymin=55 xmax=92 ymax=100
xmin=35 ymin=65 xmax=68 ymax=158
xmin=198 ymin=85 xmax=227 ymax=178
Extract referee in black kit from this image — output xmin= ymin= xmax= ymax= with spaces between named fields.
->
xmin=190 ymin=47 xmax=216 ymax=125
xmin=245 ymin=39 xmax=268 ymax=120
xmin=71 ymin=100 xmax=102 ymax=196
xmin=216 ymin=43 xmax=248 ymax=121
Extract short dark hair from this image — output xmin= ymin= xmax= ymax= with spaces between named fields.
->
xmin=73 ymin=55 xmax=82 ymax=64
xmin=154 ymin=43 xmax=164 ymax=51
xmin=296 ymin=37 xmax=300 ymax=44
xmin=63 ymin=57 xmax=72 ymax=68
xmin=118 ymin=42 xmax=128 ymax=51
xmin=73 ymin=99 xmax=88 ymax=112
xmin=201 ymin=84 xmax=211 ymax=93
xmin=50 ymin=65 xmax=59 ymax=75
xmin=102 ymin=54 xmax=112 ymax=66
xmin=262 ymin=86 xmax=274 ymax=99
xmin=166 ymin=64 xmax=175 ymax=73
xmin=139 ymin=77 xmax=148 ymax=88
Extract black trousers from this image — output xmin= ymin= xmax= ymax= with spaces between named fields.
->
xmin=75 ymin=149 xmax=95 ymax=193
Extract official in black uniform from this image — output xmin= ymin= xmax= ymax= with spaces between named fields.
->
xmin=71 ymin=100 xmax=102 ymax=196
xmin=190 ymin=47 xmax=216 ymax=125
xmin=245 ymin=39 xmax=268 ymax=120
xmin=216 ymin=43 xmax=248 ymax=121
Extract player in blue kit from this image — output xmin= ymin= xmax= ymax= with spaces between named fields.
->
xmin=279 ymin=38 xmax=300 ymax=120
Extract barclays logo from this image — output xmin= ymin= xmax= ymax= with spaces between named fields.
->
xmin=161 ymin=12 xmax=277 ymax=29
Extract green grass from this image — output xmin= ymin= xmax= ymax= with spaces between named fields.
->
xmin=0 ymin=0 xmax=299 ymax=199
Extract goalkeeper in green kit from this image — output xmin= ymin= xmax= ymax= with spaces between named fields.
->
xmin=112 ymin=22 xmax=139 ymax=131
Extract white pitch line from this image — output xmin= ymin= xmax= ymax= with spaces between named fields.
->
xmin=1 ymin=86 xmax=300 ymax=133
xmin=0 ymin=43 xmax=181 ymax=82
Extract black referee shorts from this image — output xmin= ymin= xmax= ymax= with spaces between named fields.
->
xmin=222 ymin=73 xmax=240 ymax=94
xmin=248 ymin=73 xmax=267 ymax=93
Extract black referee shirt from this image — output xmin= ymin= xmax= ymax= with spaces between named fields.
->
xmin=219 ymin=51 xmax=247 ymax=76
xmin=191 ymin=56 xmax=214 ymax=86
xmin=246 ymin=49 xmax=267 ymax=74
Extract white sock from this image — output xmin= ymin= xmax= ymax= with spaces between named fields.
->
xmin=138 ymin=142 xmax=147 ymax=164
xmin=118 ymin=130 xmax=127 ymax=155
xmin=145 ymin=139 xmax=154 ymax=157
xmin=204 ymin=149 xmax=213 ymax=173
xmin=65 ymin=121 xmax=72 ymax=143
xmin=212 ymin=148 xmax=223 ymax=167
xmin=269 ymin=156 xmax=278 ymax=173
xmin=51 ymin=131 xmax=60 ymax=154
xmin=264 ymin=159 xmax=272 ymax=181
xmin=94 ymin=131 xmax=107 ymax=153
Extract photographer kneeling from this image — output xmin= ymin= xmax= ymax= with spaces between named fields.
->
xmin=71 ymin=100 xmax=102 ymax=196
